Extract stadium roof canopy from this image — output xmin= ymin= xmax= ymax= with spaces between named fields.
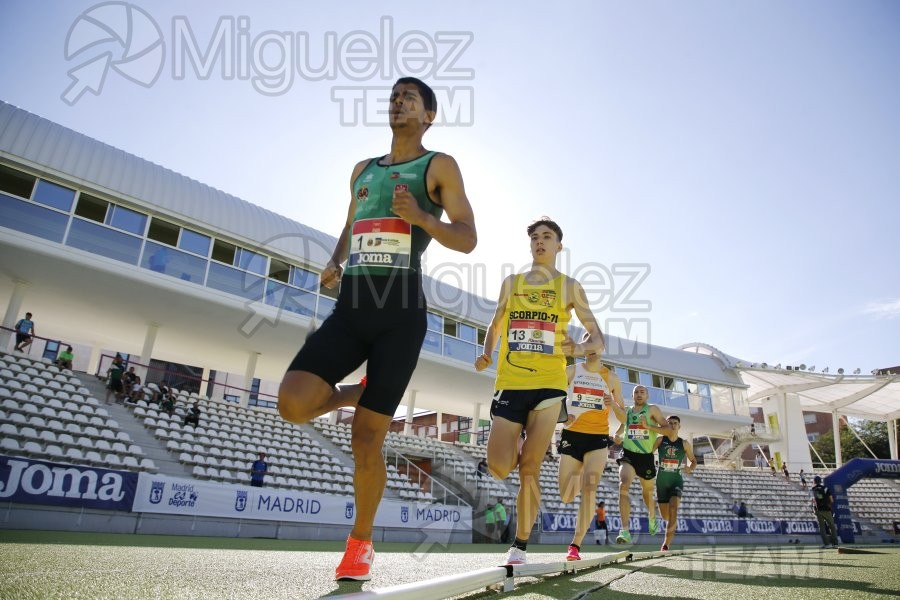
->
xmin=680 ymin=343 xmax=900 ymax=422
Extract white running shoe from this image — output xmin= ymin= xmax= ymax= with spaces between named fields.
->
xmin=505 ymin=546 xmax=527 ymax=565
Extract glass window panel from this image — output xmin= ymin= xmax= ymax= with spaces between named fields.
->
xmin=316 ymin=296 xmax=336 ymax=322
xmin=212 ymin=239 xmax=236 ymax=264
xmin=422 ymin=330 xmax=442 ymax=355
xmin=0 ymin=193 xmax=68 ymax=242
xmin=700 ymin=397 xmax=712 ymax=412
xmin=140 ymin=241 xmax=207 ymax=283
xmin=147 ymin=217 xmax=179 ymax=246
xmin=443 ymin=337 xmax=476 ymax=364
xmin=74 ymin=194 xmax=108 ymax=223
xmin=457 ymin=323 xmax=476 ymax=343
xmin=33 ymin=180 xmax=75 ymax=212
xmin=628 ymin=369 xmax=639 ymax=384
xmin=620 ymin=382 xmax=635 ymax=406
xmin=639 ymin=372 xmax=652 ymax=387
xmin=477 ymin=328 xmax=486 ymax=345
xmin=699 ymin=383 xmax=711 ymax=398
xmin=0 ymin=164 xmax=36 ymax=199
xmin=662 ymin=377 xmax=675 ymax=390
xmin=66 ymin=218 xmax=142 ymax=264
xmin=206 ymin=262 xmax=264 ymax=301
xmin=269 ymin=258 xmax=290 ymax=283
xmin=614 ymin=366 xmax=628 ymax=382
xmin=649 ymin=387 xmax=666 ymax=406
xmin=674 ymin=379 xmax=687 ymax=394
xmin=666 ymin=390 xmax=689 ymax=409
xmin=106 ymin=205 xmax=147 ymax=235
xmin=179 ymin=229 xmax=211 ymax=256
xmin=427 ymin=312 xmax=443 ymax=332
xmin=291 ymin=267 xmax=318 ymax=291
xmin=652 ymin=374 xmax=663 ymax=388
xmin=710 ymin=385 xmax=735 ymax=415
xmin=265 ymin=280 xmax=317 ymax=318
xmin=443 ymin=319 xmax=457 ymax=337
xmin=319 ymin=283 xmax=338 ymax=299
xmin=687 ymin=381 xmax=700 ymax=395
xmin=237 ymin=248 xmax=266 ymax=275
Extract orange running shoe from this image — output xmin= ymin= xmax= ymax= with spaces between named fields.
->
xmin=335 ymin=536 xmax=374 ymax=581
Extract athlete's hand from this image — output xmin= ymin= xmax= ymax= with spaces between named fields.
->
xmin=320 ymin=261 xmax=343 ymax=289
xmin=474 ymin=354 xmax=492 ymax=372
xmin=613 ymin=434 xmax=623 ymax=446
xmin=392 ymin=188 xmax=427 ymax=226
xmin=561 ymin=334 xmax=576 ymax=356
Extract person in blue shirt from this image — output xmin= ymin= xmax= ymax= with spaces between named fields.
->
xmin=250 ymin=452 xmax=269 ymax=487
xmin=14 ymin=312 xmax=35 ymax=352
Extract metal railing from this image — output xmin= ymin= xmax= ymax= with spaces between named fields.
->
xmin=381 ymin=443 xmax=470 ymax=508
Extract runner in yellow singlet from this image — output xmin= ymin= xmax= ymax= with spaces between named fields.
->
xmin=475 ymin=217 xmax=604 ymax=566
xmin=556 ymin=339 xmax=626 ymax=560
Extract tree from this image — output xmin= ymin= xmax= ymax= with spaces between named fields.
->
xmin=810 ymin=419 xmax=890 ymax=467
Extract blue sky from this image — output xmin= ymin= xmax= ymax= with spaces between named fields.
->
xmin=1 ymin=0 xmax=899 ymax=373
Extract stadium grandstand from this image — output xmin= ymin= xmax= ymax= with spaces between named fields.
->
xmin=1 ymin=98 xmax=899 ymax=554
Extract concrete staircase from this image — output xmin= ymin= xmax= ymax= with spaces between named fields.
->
xmin=73 ymin=372 xmax=191 ymax=477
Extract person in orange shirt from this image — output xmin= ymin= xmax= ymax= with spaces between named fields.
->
xmin=557 ymin=340 xmax=625 ymax=560
xmin=593 ymin=501 xmax=609 ymax=545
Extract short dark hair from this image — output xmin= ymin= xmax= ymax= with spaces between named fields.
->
xmin=395 ymin=77 xmax=437 ymax=113
xmin=25 ymin=312 xmax=32 ymax=318
xmin=526 ymin=217 xmax=563 ymax=242
xmin=667 ymin=415 xmax=681 ymax=423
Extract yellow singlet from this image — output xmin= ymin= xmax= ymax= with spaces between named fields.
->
xmin=494 ymin=273 xmax=570 ymax=391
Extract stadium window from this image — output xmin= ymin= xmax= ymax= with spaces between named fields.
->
xmin=148 ymin=217 xmax=180 ymax=246
xmin=211 ymin=239 xmax=236 ymax=264
xmin=477 ymin=328 xmax=486 ymax=345
xmin=105 ymin=204 xmax=147 ymax=235
xmin=803 ymin=413 xmax=818 ymax=424
xmin=458 ymin=323 xmax=476 ymax=343
xmin=614 ymin=366 xmax=628 ymax=381
xmin=0 ymin=163 xmax=36 ymax=199
xmin=319 ymin=282 xmax=338 ymax=299
xmin=33 ymin=180 xmax=75 ymax=212
xmin=628 ymin=369 xmax=639 ymax=384
xmin=269 ymin=257 xmax=291 ymax=283
xmin=652 ymin=374 xmax=663 ymax=388
xmin=444 ymin=318 xmax=458 ymax=337
xmin=662 ymin=376 xmax=675 ymax=390
xmin=674 ymin=379 xmax=687 ymax=394
xmin=699 ymin=383 xmax=711 ymax=398
xmin=179 ymin=229 xmax=210 ymax=256
xmin=74 ymin=193 xmax=109 ymax=223
xmin=639 ymin=372 xmax=652 ymax=387
xmin=687 ymin=381 xmax=700 ymax=395
xmin=290 ymin=266 xmax=317 ymax=290
xmin=237 ymin=248 xmax=266 ymax=275
xmin=427 ymin=312 xmax=443 ymax=332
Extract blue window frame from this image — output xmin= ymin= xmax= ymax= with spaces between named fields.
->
xmin=105 ymin=205 xmax=147 ymax=235
xmin=141 ymin=241 xmax=208 ymax=283
xmin=206 ymin=262 xmax=265 ymax=301
xmin=179 ymin=229 xmax=211 ymax=256
xmin=67 ymin=218 xmax=142 ymax=264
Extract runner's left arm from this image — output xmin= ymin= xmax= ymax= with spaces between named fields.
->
xmin=394 ymin=153 xmax=477 ymax=253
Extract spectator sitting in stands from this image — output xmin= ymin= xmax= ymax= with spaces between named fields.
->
xmin=160 ymin=393 xmax=176 ymax=416
xmin=184 ymin=401 xmax=201 ymax=427
xmin=122 ymin=367 xmax=138 ymax=391
xmin=476 ymin=458 xmax=488 ymax=479
xmin=738 ymin=502 xmax=749 ymax=518
xmin=56 ymin=346 xmax=74 ymax=370
xmin=150 ymin=384 xmax=169 ymax=405
xmin=125 ymin=373 xmax=143 ymax=403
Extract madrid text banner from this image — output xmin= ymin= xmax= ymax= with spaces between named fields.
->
xmin=133 ymin=473 xmax=472 ymax=530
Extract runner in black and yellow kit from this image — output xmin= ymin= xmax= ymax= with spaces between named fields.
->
xmin=278 ymin=78 xmax=477 ymax=582
xmin=475 ymin=217 xmax=604 ymax=566
xmin=613 ymin=385 xmax=671 ymax=544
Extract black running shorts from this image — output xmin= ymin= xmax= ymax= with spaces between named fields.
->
xmin=490 ymin=389 xmax=567 ymax=426
xmin=618 ymin=448 xmax=657 ymax=480
xmin=557 ymin=429 xmax=612 ymax=463
xmin=287 ymin=271 xmax=427 ymax=417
